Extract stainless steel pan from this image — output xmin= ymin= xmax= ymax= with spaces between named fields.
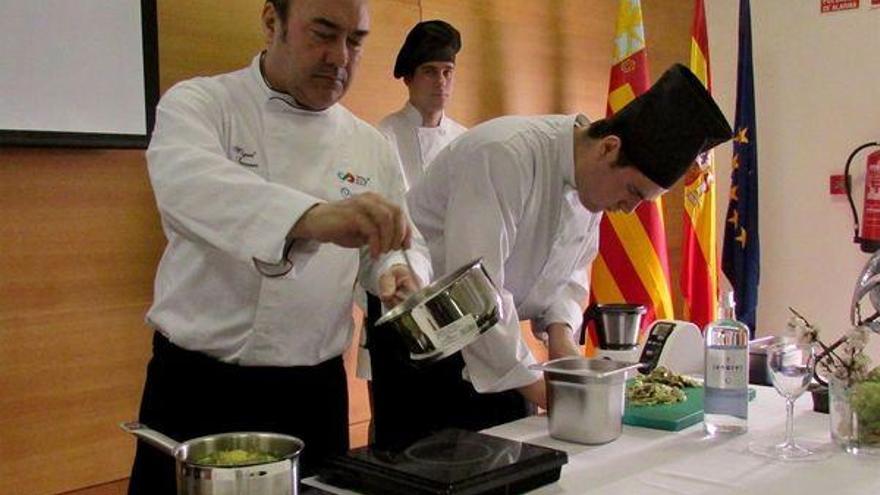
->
xmin=530 ymin=358 xmax=641 ymax=445
xmin=374 ymin=258 xmax=502 ymax=364
xmin=120 ymin=422 xmax=304 ymax=495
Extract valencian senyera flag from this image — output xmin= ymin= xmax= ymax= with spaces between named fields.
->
xmin=681 ymin=0 xmax=719 ymax=331
xmin=722 ymin=0 xmax=760 ymax=336
xmin=587 ymin=0 xmax=674 ymax=355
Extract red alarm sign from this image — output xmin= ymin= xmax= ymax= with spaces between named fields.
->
xmin=821 ymin=0 xmax=860 ymax=12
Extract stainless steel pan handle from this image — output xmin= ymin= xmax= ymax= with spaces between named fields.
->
xmin=119 ymin=421 xmax=179 ymax=456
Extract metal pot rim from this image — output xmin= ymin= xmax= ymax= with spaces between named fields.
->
xmin=530 ymin=357 xmax=642 ymax=379
xmin=178 ymin=431 xmax=305 ymax=467
xmin=592 ymin=303 xmax=647 ymax=314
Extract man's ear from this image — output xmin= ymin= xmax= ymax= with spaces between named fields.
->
xmin=261 ymin=3 xmax=279 ymax=44
xmin=601 ymin=135 xmax=623 ymax=160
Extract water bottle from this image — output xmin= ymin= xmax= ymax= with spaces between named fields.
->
xmin=703 ymin=292 xmax=749 ymax=435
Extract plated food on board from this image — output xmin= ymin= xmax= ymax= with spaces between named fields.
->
xmin=626 ymin=366 xmax=701 ymax=407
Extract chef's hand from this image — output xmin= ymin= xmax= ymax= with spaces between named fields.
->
xmin=290 ymin=192 xmax=412 ymax=257
xmin=547 ymin=323 xmax=582 ymax=360
xmin=518 ymin=379 xmax=547 ymax=410
xmin=378 ymin=263 xmax=421 ymax=307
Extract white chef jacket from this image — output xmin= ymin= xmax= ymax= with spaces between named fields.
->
xmin=406 ymin=114 xmax=602 ymax=393
xmin=145 ymin=53 xmax=430 ymax=367
xmin=377 ymin=103 xmax=467 ymax=189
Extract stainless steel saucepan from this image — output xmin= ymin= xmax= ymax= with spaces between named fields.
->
xmin=375 ymin=257 xmax=503 ymax=365
xmin=120 ymin=422 xmax=304 ymax=495
xmin=530 ymin=357 xmax=642 ymax=445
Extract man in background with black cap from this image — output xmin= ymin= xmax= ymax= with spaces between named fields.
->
xmin=367 ymin=63 xmax=733 ymax=449
xmin=356 ymin=20 xmax=468 ymax=419
xmin=378 ymin=20 xmax=467 ymax=189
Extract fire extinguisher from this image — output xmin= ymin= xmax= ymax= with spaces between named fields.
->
xmin=846 ymin=141 xmax=880 ymax=253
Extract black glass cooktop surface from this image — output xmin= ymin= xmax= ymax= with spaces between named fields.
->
xmin=318 ymin=429 xmax=567 ymax=495
xmin=300 ymin=486 xmax=337 ymax=495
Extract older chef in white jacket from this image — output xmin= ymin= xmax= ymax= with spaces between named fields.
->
xmin=128 ymin=1 xmax=429 ymax=493
xmin=367 ymin=64 xmax=733 ymax=449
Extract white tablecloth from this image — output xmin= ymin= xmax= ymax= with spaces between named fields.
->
xmin=305 ymin=386 xmax=880 ymax=494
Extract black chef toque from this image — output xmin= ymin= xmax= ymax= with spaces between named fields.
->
xmin=393 ymin=20 xmax=461 ymax=79
xmin=607 ymin=63 xmax=733 ymax=189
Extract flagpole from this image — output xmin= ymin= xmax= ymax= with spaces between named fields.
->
xmin=722 ymin=0 xmax=760 ymax=336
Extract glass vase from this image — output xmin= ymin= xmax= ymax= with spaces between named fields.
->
xmin=829 ymin=378 xmax=880 ymax=455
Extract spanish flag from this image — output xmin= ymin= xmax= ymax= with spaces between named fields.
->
xmin=681 ymin=0 xmax=719 ymax=330
xmin=587 ymin=0 xmax=674 ymax=354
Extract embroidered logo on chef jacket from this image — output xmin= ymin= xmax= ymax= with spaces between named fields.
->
xmin=336 ymin=170 xmax=372 ymax=199
xmin=337 ymin=171 xmax=371 ymax=186
xmin=232 ymin=145 xmax=259 ymax=168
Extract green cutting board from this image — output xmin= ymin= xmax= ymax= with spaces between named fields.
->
xmin=623 ymin=387 xmax=756 ymax=431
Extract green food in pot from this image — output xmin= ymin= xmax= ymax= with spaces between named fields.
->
xmin=193 ymin=449 xmax=280 ymax=466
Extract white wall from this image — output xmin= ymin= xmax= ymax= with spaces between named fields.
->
xmin=0 ymin=1 xmax=147 ymax=134
xmin=705 ymin=0 xmax=880 ymax=356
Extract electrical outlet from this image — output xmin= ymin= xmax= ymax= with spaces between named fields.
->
xmin=830 ymin=174 xmax=847 ymax=195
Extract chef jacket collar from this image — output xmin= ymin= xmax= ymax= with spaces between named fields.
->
xmin=249 ymin=52 xmax=336 ymax=115
xmin=401 ymin=102 xmax=452 ymax=131
xmin=560 ymin=114 xmax=589 ymax=189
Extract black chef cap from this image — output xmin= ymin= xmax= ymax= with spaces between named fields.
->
xmin=607 ymin=63 xmax=733 ymax=189
xmin=393 ymin=20 xmax=461 ymax=79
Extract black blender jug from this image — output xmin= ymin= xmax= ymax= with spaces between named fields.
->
xmin=579 ymin=304 xmax=646 ymax=350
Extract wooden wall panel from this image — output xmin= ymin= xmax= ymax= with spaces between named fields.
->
xmin=156 ymin=0 xmax=267 ymax=92
xmin=0 ymin=1 xmax=692 ymax=494
xmin=0 ymin=150 xmax=161 ymax=495
xmin=60 ymin=479 xmax=127 ymax=495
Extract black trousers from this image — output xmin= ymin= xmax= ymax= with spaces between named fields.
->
xmin=365 ymin=294 xmax=531 ymax=452
xmin=128 ymin=332 xmax=349 ymax=495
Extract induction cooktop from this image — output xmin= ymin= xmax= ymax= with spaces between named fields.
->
xmin=318 ymin=429 xmax=568 ymax=495
xmin=300 ymin=486 xmax=338 ymax=495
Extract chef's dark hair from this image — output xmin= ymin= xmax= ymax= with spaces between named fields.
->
xmin=267 ymin=0 xmax=290 ymax=21
xmin=586 ymin=119 xmax=634 ymax=169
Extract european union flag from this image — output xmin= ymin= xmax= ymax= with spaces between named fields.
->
xmin=722 ymin=0 xmax=759 ymax=336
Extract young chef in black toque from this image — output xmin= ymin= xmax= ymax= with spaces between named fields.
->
xmin=357 ymin=19 xmax=468 ymax=437
xmin=368 ymin=63 xmax=734 ymax=450
xmin=127 ymin=1 xmax=430 ymax=492
xmin=377 ymin=19 xmax=467 ymax=188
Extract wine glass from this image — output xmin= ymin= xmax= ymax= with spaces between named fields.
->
xmin=749 ymin=342 xmax=827 ymax=461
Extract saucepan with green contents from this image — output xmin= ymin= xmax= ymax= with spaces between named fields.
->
xmin=120 ymin=422 xmax=303 ymax=494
